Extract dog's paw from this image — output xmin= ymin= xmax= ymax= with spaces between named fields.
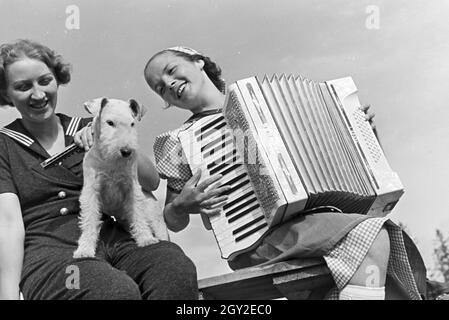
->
xmin=73 ymin=247 xmax=96 ymax=259
xmin=154 ymin=228 xmax=170 ymax=241
xmin=135 ymin=235 xmax=159 ymax=247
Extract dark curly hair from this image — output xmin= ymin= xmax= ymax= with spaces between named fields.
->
xmin=144 ymin=48 xmax=226 ymax=94
xmin=0 ymin=39 xmax=71 ymax=106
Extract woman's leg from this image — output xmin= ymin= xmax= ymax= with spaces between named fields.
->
xmin=339 ymin=226 xmax=390 ymax=300
xmin=21 ymin=252 xmax=142 ymax=300
xmin=348 ymin=226 xmax=390 ymax=287
xmin=113 ymin=240 xmax=198 ymax=300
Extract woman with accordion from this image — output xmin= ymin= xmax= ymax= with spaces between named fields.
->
xmin=143 ymin=46 xmax=427 ymax=300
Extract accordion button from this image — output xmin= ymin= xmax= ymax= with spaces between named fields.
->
xmin=59 ymin=207 xmax=69 ymax=216
xmin=58 ymin=191 xmax=67 ymax=199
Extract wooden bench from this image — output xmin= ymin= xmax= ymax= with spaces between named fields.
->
xmin=198 ymin=258 xmax=333 ymax=300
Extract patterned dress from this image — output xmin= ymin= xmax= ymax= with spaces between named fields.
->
xmin=153 ymin=110 xmax=426 ymax=300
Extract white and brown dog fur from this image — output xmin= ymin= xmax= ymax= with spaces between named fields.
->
xmin=73 ymin=97 xmax=168 ymax=259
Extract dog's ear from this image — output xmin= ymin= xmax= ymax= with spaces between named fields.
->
xmin=129 ymin=99 xmax=147 ymax=121
xmin=100 ymin=97 xmax=109 ymax=111
xmin=84 ymin=97 xmax=108 ymax=116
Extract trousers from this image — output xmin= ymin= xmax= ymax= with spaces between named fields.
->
xmin=20 ymin=217 xmax=198 ymax=300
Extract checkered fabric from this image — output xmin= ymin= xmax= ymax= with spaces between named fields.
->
xmin=154 ymin=121 xmax=422 ymax=300
xmin=153 ymin=122 xmax=194 ymax=193
xmin=323 ymin=217 xmax=422 ymax=300
xmin=386 ymin=221 xmax=422 ymax=300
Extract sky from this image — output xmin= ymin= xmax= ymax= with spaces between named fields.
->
xmin=1 ymin=0 xmax=448 ymax=280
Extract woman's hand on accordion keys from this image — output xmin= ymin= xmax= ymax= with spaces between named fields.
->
xmin=172 ymin=169 xmax=232 ymax=229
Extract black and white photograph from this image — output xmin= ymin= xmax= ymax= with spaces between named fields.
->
xmin=0 ymin=0 xmax=448 ymax=304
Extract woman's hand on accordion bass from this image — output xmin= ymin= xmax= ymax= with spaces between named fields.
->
xmin=360 ymin=104 xmax=379 ymax=137
xmin=172 ymin=169 xmax=232 ymax=229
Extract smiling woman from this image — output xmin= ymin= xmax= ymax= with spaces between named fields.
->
xmin=143 ymin=45 xmax=428 ymax=300
xmin=6 ymin=60 xmax=58 ymax=118
xmin=0 ymin=40 xmax=71 ymax=156
xmin=144 ymin=46 xmax=226 ymax=112
xmin=0 ymin=39 xmax=198 ymax=300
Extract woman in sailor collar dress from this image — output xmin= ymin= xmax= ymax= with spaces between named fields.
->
xmin=0 ymin=39 xmax=198 ymax=300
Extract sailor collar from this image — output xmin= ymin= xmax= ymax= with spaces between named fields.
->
xmin=0 ymin=113 xmax=82 ymax=158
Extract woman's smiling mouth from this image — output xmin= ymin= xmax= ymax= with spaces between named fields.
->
xmin=176 ymin=82 xmax=186 ymax=98
xmin=29 ymin=100 xmax=49 ymax=110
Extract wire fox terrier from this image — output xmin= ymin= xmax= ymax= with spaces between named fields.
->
xmin=73 ymin=97 xmax=168 ymax=259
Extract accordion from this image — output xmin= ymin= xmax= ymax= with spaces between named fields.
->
xmin=178 ymin=74 xmax=404 ymax=260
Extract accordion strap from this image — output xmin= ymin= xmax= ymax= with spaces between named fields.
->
xmin=301 ymin=206 xmax=343 ymax=214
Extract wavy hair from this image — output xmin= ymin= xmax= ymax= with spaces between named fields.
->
xmin=0 ymin=39 xmax=71 ymax=106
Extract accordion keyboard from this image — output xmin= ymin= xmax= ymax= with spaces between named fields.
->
xmin=180 ymin=114 xmax=269 ymax=259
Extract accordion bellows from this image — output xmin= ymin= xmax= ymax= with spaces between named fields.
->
xmin=179 ymin=74 xmax=404 ymax=260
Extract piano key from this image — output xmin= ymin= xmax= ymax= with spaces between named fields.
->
xmin=197 ymin=119 xmax=226 ymax=142
xmin=209 ymin=155 xmax=239 ymax=175
xmin=206 ymin=148 xmax=239 ymax=171
xmin=213 ymin=204 xmax=262 ymax=236
xmin=207 ymin=184 xmax=254 ymax=224
xmin=210 ymin=185 xmax=254 ymax=222
xmin=228 ymin=203 xmax=260 ymax=223
xmin=205 ymin=142 xmax=236 ymax=161
xmin=222 ymin=178 xmax=250 ymax=196
xmin=212 ymin=191 xmax=255 ymax=225
xmin=197 ymin=125 xmax=227 ymax=145
xmin=219 ymin=163 xmax=244 ymax=178
xmin=194 ymin=115 xmax=225 ymax=138
xmin=212 ymin=210 xmax=264 ymax=239
xmin=235 ymin=220 xmax=269 ymax=242
xmin=233 ymin=214 xmax=265 ymax=235
xmin=196 ymin=125 xmax=228 ymax=149
xmin=223 ymin=189 xmax=255 ymax=210
xmin=202 ymin=166 xmax=246 ymax=189
xmin=219 ymin=171 xmax=247 ymax=189
xmin=225 ymin=197 xmax=258 ymax=218
xmin=202 ymin=138 xmax=234 ymax=159
xmin=192 ymin=130 xmax=229 ymax=157
xmin=212 ymin=191 xmax=259 ymax=221
xmin=219 ymin=224 xmax=269 ymax=258
xmin=223 ymin=191 xmax=257 ymax=215
xmin=190 ymin=138 xmax=232 ymax=166
xmin=189 ymin=129 xmax=229 ymax=157
xmin=210 ymin=159 xmax=238 ymax=176
xmin=215 ymin=213 xmax=267 ymax=244
xmin=214 ymin=209 xmax=264 ymax=240
xmin=208 ymin=150 xmax=238 ymax=171
xmin=201 ymin=132 xmax=231 ymax=153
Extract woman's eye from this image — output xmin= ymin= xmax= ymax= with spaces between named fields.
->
xmin=168 ymin=67 xmax=176 ymax=75
xmin=39 ymin=78 xmax=53 ymax=86
xmin=106 ymin=120 xmax=115 ymax=127
xmin=14 ymin=84 xmax=31 ymax=91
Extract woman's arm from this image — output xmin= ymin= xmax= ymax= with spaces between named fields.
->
xmin=163 ymin=170 xmax=231 ymax=233
xmin=163 ymin=189 xmax=190 ymax=232
xmin=137 ymin=152 xmax=160 ymax=192
xmin=0 ymin=193 xmax=24 ymax=300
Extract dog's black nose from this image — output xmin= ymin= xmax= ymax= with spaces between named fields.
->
xmin=120 ymin=148 xmax=132 ymax=158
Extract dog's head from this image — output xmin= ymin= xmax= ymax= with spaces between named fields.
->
xmin=83 ymin=97 xmax=147 ymax=160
